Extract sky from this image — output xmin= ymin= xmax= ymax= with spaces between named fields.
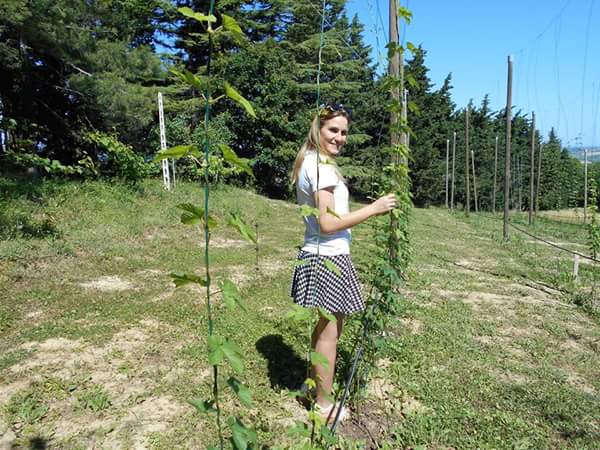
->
xmin=345 ymin=0 xmax=600 ymax=151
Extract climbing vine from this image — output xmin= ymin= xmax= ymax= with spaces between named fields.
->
xmin=154 ymin=6 xmax=259 ymax=449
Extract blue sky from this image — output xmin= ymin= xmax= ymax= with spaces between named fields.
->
xmin=346 ymin=0 xmax=600 ymax=149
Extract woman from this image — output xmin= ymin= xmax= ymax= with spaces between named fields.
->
xmin=290 ymin=104 xmax=397 ymax=421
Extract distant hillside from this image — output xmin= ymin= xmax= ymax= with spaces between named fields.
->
xmin=568 ymin=147 xmax=600 ymax=162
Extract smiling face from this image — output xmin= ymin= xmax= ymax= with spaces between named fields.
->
xmin=319 ymin=115 xmax=349 ymax=157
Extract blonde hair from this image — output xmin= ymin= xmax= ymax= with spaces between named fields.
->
xmin=291 ymin=109 xmax=350 ymax=184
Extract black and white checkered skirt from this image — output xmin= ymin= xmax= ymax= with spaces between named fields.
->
xmin=290 ymin=250 xmax=365 ymax=315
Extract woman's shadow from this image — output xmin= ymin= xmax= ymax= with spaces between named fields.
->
xmin=255 ymin=334 xmax=306 ymax=391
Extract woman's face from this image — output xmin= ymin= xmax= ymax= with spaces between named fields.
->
xmin=319 ymin=115 xmax=348 ymax=157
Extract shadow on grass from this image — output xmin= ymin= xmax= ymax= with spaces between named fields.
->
xmin=255 ymin=334 xmax=306 ymax=391
xmin=29 ymin=437 xmax=48 ymax=449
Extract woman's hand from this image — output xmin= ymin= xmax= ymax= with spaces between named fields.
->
xmin=370 ymin=193 xmax=398 ymax=216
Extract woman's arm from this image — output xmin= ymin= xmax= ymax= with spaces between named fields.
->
xmin=316 ymin=188 xmax=397 ymax=234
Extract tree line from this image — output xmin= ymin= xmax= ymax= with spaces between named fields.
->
xmin=0 ymin=0 xmax=593 ymax=210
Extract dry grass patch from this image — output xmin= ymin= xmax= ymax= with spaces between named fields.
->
xmin=79 ymin=276 xmax=135 ymax=292
xmin=1 ymin=319 xmax=195 ymax=448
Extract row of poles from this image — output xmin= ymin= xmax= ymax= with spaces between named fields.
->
xmin=443 ymin=57 xmax=594 ymax=235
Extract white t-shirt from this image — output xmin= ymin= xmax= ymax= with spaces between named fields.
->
xmin=296 ymin=151 xmax=351 ymax=255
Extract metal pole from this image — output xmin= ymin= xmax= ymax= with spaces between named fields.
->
xmin=445 ymin=139 xmax=450 ymax=208
xmin=529 ymin=112 xmax=535 ymax=225
xmin=504 ymin=56 xmax=513 ymax=241
xmin=493 ymin=135 xmax=498 ymax=213
xmin=158 ymin=92 xmax=171 ymax=191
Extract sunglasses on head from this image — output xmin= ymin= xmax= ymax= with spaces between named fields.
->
xmin=319 ymin=103 xmax=353 ymax=119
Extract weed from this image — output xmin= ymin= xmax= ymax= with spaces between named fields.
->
xmin=6 ymin=390 xmax=49 ymax=425
xmin=76 ymin=385 xmax=112 ymax=413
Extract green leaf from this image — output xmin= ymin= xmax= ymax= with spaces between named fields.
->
xmin=224 ymin=82 xmax=256 ymax=119
xmin=176 ymin=203 xmax=217 ymax=228
xmin=286 ymin=421 xmax=311 ymax=438
xmin=227 ymin=377 xmax=253 ymax=407
xmin=221 ymin=14 xmax=245 ymax=41
xmin=325 ymin=207 xmax=341 ymax=219
xmin=323 ymin=259 xmax=341 ymax=276
xmin=178 ymin=7 xmax=217 ymax=23
xmin=170 ymin=272 xmax=207 ymax=288
xmin=187 ymin=398 xmax=217 ymax=414
xmin=310 ymin=351 xmax=329 ymax=371
xmin=293 ymin=259 xmax=310 ymax=268
xmin=304 ymin=377 xmax=316 ymax=390
xmin=406 ymin=41 xmax=417 ymax=54
xmin=398 ymin=6 xmax=413 ymax=23
xmin=228 ymin=417 xmax=257 ymax=450
xmin=222 ymin=340 xmax=245 ymax=374
xmin=227 ymin=213 xmax=257 ymax=244
xmin=317 ymin=308 xmax=337 ymax=323
xmin=219 ymin=279 xmax=247 ymax=312
xmin=207 ymin=335 xmax=225 ymax=366
xmin=406 ymin=73 xmax=418 ymax=89
xmin=153 ymin=145 xmax=200 ymax=162
xmin=170 ymin=69 xmax=206 ymax=92
xmin=408 ymin=100 xmax=420 ymax=114
xmin=219 ymin=144 xmax=255 ymax=178
xmin=287 ymin=389 xmax=305 ymax=399
xmin=286 ymin=304 xmax=312 ymax=322
xmin=300 ymin=204 xmax=320 ymax=218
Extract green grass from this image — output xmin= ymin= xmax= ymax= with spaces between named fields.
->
xmin=1 ymin=176 xmax=599 ymax=449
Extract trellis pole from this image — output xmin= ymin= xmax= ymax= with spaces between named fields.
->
xmin=445 ymin=138 xmax=450 ymax=208
xmin=465 ymin=105 xmax=470 ymax=216
xmin=471 ymin=149 xmax=478 ymax=213
xmin=493 ymin=135 xmax=499 ymax=213
xmin=529 ymin=112 xmax=536 ymax=225
xmin=158 ymin=92 xmax=171 ymax=190
xmin=504 ymin=56 xmax=513 ymax=241
xmin=536 ymin=143 xmax=543 ymax=215
xmin=451 ymin=131 xmax=456 ymax=210
xmin=584 ymin=149 xmax=588 ymax=223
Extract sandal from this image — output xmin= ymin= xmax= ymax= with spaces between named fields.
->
xmin=314 ymin=401 xmax=348 ymax=423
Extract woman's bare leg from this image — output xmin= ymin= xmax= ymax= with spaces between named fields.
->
xmin=311 ymin=312 xmax=344 ymax=406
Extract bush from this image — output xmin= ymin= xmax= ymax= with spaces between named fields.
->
xmin=86 ymin=131 xmax=149 ymax=181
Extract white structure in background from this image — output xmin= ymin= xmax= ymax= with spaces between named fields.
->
xmin=584 ymin=149 xmax=600 ymax=223
xmin=158 ymin=92 xmax=174 ymax=190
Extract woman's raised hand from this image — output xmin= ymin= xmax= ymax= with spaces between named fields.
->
xmin=370 ymin=193 xmax=398 ymax=215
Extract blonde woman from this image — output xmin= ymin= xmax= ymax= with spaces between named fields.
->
xmin=290 ymin=104 xmax=397 ymax=421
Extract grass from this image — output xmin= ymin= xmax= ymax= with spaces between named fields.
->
xmin=1 ymin=175 xmax=599 ymax=449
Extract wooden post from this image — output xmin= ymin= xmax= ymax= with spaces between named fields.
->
xmin=451 ymin=131 xmax=457 ymax=210
xmin=465 ymin=105 xmax=471 ymax=216
xmin=389 ymin=0 xmax=400 ymax=150
xmin=471 ymin=149 xmax=479 ymax=213
xmin=504 ymin=56 xmax=513 ymax=241
xmin=158 ymin=92 xmax=171 ymax=191
xmin=573 ymin=254 xmax=580 ymax=281
xmin=445 ymin=139 xmax=450 ymax=208
xmin=515 ymin=155 xmax=523 ymax=212
xmin=584 ymin=149 xmax=588 ymax=224
xmin=536 ymin=143 xmax=543 ymax=216
xmin=388 ymin=0 xmax=401 ymax=264
xmin=402 ymin=88 xmax=408 ymax=151
xmin=529 ymin=112 xmax=535 ymax=225
xmin=493 ymin=135 xmax=499 ymax=214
